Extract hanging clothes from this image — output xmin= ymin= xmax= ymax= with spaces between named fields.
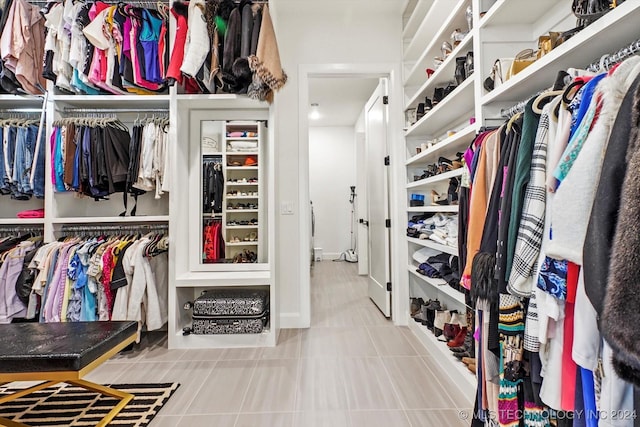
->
xmin=0 ymin=119 xmax=45 ymax=200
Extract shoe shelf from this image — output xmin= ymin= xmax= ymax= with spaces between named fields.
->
xmin=406 ymin=123 xmax=477 ymax=166
xmin=408 ymin=265 xmax=465 ymax=305
xmin=405 ymin=77 xmax=475 ymax=138
xmin=402 ymin=0 xmax=437 ymax=42
xmin=407 ymin=205 xmax=459 ymax=213
xmin=403 ymin=0 xmax=457 ymax=64
xmin=407 ymin=168 xmax=462 ymax=189
xmin=227 ymin=166 xmax=259 ymax=171
xmin=226 ymin=225 xmax=259 ymax=229
xmin=405 ymin=29 xmax=475 ymax=109
xmin=227 ymin=196 xmax=258 ymax=199
xmin=407 ymin=236 xmax=458 ymax=256
xmin=479 ymin=0 xmax=570 ymax=29
xmin=226 ymin=209 xmax=259 ymax=213
xmin=226 ymin=241 xmax=259 ymax=246
xmin=480 ymin=0 xmax=640 ymax=108
xmin=407 ymin=319 xmax=477 ymax=392
xmin=227 ymin=182 xmax=258 ymax=186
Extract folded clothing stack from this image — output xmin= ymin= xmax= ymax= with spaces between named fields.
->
xmin=413 ymin=248 xmax=462 ymax=292
xmin=407 ymin=213 xmax=458 ymax=248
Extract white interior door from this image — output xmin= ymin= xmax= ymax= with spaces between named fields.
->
xmin=355 ymin=131 xmax=368 ymax=275
xmin=365 ymin=79 xmax=391 ymax=317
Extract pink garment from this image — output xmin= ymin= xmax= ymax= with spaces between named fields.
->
xmin=17 ymin=209 xmax=44 ymax=218
xmin=561 ymin=262 xmax=580 ymax=410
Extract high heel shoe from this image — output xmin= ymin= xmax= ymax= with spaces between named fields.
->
xmin=447 ymin=327 xmax=468 ymax=348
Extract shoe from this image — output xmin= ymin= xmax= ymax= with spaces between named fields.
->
xmin=453 ymin=350 xmax=473 ymax=359
xmin=410 ymin=298 xmax=425 ymax=317
xmin=461 ymin=357 xmax=476 ymax=365
xmin=443 ymin=323 xmax=462 ymax=341
xmin=455 ymin=56 xmax=466 ymax=85
xmin=228 ymin=160 xmax=242 ymax=166
xmin=467 ymin=363 xmax=476 ymax=374
xmin=433 ymin=87 xmax=445 ymax=105
xmin=447 ymin=328 xmax=468 ymax=348
xmin=244 ymin=155 xmax=258 ymax=166
xmin=249 ymin=231 xmax=258 ymax=241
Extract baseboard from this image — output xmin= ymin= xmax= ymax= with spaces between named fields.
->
xmin=279 ymin=312 xmax=308 ymax=328
xmin=321 ymin=252 xmax=340 ymax=261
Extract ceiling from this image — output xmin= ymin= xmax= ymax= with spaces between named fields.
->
xmin=308 ymin=77 xmax=380 ymax=127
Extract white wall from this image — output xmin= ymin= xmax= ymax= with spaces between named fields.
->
xmin=309 ymin=127 xmax=356 ymax=259
xmin=270 ymin=0 xmax=403 ymax=327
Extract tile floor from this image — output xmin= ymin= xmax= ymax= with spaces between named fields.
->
xmin=85 ymin=260 xmax=474 ymax=427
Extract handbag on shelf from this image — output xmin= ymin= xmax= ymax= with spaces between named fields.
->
xmin=572 ymin=0 xmax=623 ymax=27
xmin=483 ymin=58 xmax=513 ymax=91
xmin=506 ymin=48 xmax=537 ymax=80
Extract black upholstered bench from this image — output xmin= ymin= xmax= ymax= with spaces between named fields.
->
xmin=0 ymin=321 xmax=138 ymax=427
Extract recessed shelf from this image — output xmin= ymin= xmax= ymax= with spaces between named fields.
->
xmin=226 ymin=182 xmax=258 ymax=186
xmin=408 ymin=265 xmax=465 ymax=305
xmin=404 ymin=0 xmax=457 ymax=63
xmin=405 ymin=77 xmax=475 ymax=137
xmin=479 ymin=0 xmax=570 ymax=28
xmin=407 ymin=237 xmax=458 ymax=256
xmin=406 ymin=123 xmax=477 ymax=166
xmin=226 ymin=225 xmax=259 ymax=229
xmin=227 ymin=166 xmax=259 ymax=171
xmin=226 ymin=241 xmax=259 ymax=246
xmin=407 ymin=168 xmax=463 ymax=189
xmin=53 ymin=94 xmax=170 ymax=109
xmin=480 ymin=0 xmax=640 ymax=107
xmin=407 ymin=205 xmax=459 ymax=213
xmin=226 ymin=209 xmax=259 ymax=213
xmin=403 ymin=0 xmax=437 ymax=41
xmin=404 ymin=0 xmax=471 ymax=87
xmin=405 ymin=29 xmax=474 ymax=108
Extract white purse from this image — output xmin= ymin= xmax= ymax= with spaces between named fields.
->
xmin=484 ymin=58 xmax=513 ymax=91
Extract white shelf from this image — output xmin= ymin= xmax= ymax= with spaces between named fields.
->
xmin=404 ymin=0 xmax=471 ymax=86
xmin=408 ymin=265 xmax=465 ymax=305
xmin=226 ymin=241 xmax=259 ymax=246
xmin=226 ymin=225 xmax=259 ymax=229
xmin=405 ymin=77 xmax=475 ymax=137
xmin=403 ymin=0 xmax=456 ymax=62
xmin=53 ymin=94 xmax=170 ymax=108
xmin=226 ymin=209 xmax=259 ymax=213
xmin=402 ymin=0 xmax=436 ymax=40
xmin=479 ymin=0 xmax=569 ymax=28
xmin=172 ymin=328 xmax=274 ymax=349
xmin=227 ymin=166 xmax=259 ymax=171
xmin=407 ymin=168 xmax=462 ymax=189
xmin=0 ymin=94 xmax=45 ymax=107
xmin=406 ymin=123 xmax=477 ymax=166
xmin=227 ymin=195 xmax=258 ymax=199
xmin=407 ymin=237 xmax=458 ymax=256
xmin=51 ymin=215 xmax=169 ymax=224
xmin=0 ymin=218 xmax=45 ymax=225
xmin=176 ymin=94 xmax=267 ymax=110
xmin=226 ymin=182 xmax=258 ymax=186
xmin=480 ymin=0 xmax=640 ymax=107
xmin=405 ymin=29 xmax=475 ymax=108
xmin=407 ymin=205 xmax=459 ymax=213
xmin=226 ymin=139 xmax=258 ymax=143
xmin=407 ymin=320 xmax=476 ymax=392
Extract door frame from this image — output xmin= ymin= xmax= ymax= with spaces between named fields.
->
xmin=297 ymin=63 xmax=407 ymax=326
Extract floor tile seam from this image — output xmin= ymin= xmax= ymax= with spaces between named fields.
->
xmin=292 ymin=347 xmax=304 ymax=415
xmin=173 ymin=359 xmax=220 ymax=416
xmin=415 ymin=355 xmax=463 ymax=407
xmin=362 ymin=326 xmax=408 ymax=412
xmin=233 ymin=359 xmax=259 ymax=425
xmin=399 ymin=326 xmax=433 ymax=357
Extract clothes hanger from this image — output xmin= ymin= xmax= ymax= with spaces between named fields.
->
xmin=532 ymin=90 xmax=564 ymax=114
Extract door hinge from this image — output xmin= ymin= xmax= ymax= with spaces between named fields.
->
xmin=384 ymin=156 xmax=390 ymax=166
xmin=385 ymin=219 xmax=391 ymax=228
xmin=386 ymin=282 xmax=392 ymax=291
xmin=383 ymin=96 xmax=389 ymax=105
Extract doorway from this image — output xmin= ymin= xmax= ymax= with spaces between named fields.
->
xmin=298 ymin=64 xmax=406 ymax=327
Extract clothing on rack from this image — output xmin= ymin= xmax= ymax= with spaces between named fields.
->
xmin=0 ymin=0 xmax=45 ymax=95
xmin=0 ymin=230 xmax=43 ymax=323
xmin=43 ymin=0 xmax=169 ymax=95
xmin=203 ymin=219 xmax=225 ymax=262
xmin=463 ymin=55 xmax=640 ymax=423
xmin=22 ymin=230 xmax=168 ymax=339
xmin=50 ymin=116 xmax=170 ymax=212
xmin=168 ymin=0 xmax=285 ymax=101
xmin=203 ymin=157 xmax=224 ymax=213
xmin=0 ymin=119 xmax=45 ymax=199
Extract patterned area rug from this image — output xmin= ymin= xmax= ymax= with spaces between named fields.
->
xmin=0 ymin=382 xmax=179 ymax=426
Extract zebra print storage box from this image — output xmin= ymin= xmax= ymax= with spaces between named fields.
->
xmin=183 ymin=289 xmax=269 ymax=335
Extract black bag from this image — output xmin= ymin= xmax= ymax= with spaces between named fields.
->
xmin=183 ymin=289 xmax=269 ymax=335
xmin=572 ymin=0 xmax=622 ymax=27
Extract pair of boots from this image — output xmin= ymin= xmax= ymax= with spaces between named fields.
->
xmin=410 ymin=298 xmax=441 ymax=328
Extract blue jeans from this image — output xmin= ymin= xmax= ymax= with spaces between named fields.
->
xmin=12 ymin=125 xmax=38 ymax=199
xmin=0 ymin=128 xmax=7 ymax=195
xmin=31 ymin=125 xmax=45 ymax=198
xmin=2 ymin=126 xmax=16 ymax=196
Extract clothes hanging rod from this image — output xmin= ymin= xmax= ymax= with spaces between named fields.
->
xmin=587 ymin=37 xmax=640 ymax=72
xmin=61 ymin=107 xmax=169 ymax=114
xmin=59 ymin=223 xmax=168 ymax=234
xmin=0 ymin=108 xmax=45 ymax=113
